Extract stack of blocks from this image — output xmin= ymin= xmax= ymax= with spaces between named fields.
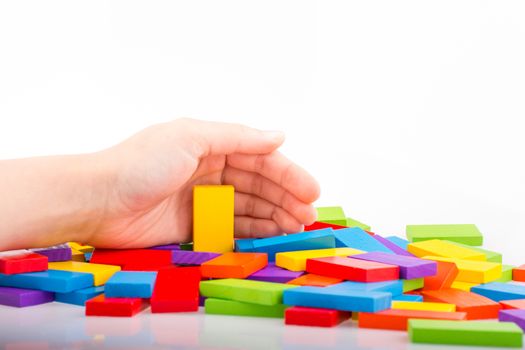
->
xmin=2 ymin=188 xmax=525 ymax=348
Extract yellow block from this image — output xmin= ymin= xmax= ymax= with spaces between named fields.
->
xmin=68 ymin=242 xmax=95 ymax=253
xmin=451 ymin=281 xmax=479 ymax=292
xmin=48 ymin=261 xmax=120 ymax=286
xmin=275 ymin=247 xmax=364 ymax=271
xmin=391 ymin=301 xmax=456 ymax=312
xmin=193 ymin=185 xmax=234 ymax=253
xmin=422 ymin=255 xmax=501 ymax=283
xmin=408 ymin=239 xmax=486 ymax=261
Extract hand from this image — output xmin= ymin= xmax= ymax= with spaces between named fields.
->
xmin=89 ymin=118 xmax=320 ymax=248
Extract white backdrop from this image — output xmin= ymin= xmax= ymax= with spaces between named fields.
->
xmin=1 ymin=1 xmax=524 ymax=263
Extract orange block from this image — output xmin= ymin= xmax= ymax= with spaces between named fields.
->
xmin=287 ymin=274 xmax=343 ymax=287
xmin=423 ymin=261 xmax=458 ymax=290
xmin=500 ymin=299 xmax=525 ymax=310
xmin=422 ymin=288 xmax=500 ymax=320
xmin=512 ymin=265 xmax=525 ymax=281
xmin=358 ymin=309 xmax=467 ymax=330
xmin=200 ymin=252 xmax=267 ymax=278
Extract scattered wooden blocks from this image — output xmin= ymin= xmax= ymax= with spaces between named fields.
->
xmin=285 ymin=306 xmax=350 ymax=327
xmin=0 ymin=286 xmax=54 ymax=307
xmin=0 ymin=269 xmax=93 ymax=293
xmin=105 ymin=271 xmax=157 ymax=298
xmin=352 ymin=252 xmax=437 ymax=279
xmin=359 ymin=309 xmax=467 ymax=330
xmin=55 ymin=286 xmax=105 ymax=306
xmin=205 ymin=298 xmax=287 ymax=318
xmin=0 ymin=250 xmax=48 ymax=274
xmin=48 ymin=261 xmax=120 ymax=286
xmin=150 ymin=267 xmax=201 ymax=313
xmin=406 ymin=224 xmax=483 ymax=246
xmin=201 ymin=252 xmax=267 ymax=279
xmin=287 ymin=274 xmax=343 ymax=287
xmin=408 ymin=239 xmax=486 ymax=260
xmin=471 ymin=282 xmax=525 ymax=302
xmin=333 ymin=228 xmax=393 ymax=253
xmin=306 ymin=256 xmax=399 ymax=282
xmin=422 ymin=288 xmax=500 ymax=319
xmin=275 ymin=247 xmax=362 ymax=272
xmin=85 ymin=294 xmax=145 ymax=317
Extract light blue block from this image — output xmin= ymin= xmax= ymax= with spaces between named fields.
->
xmin=105 ymin=271 xmax=157 ymax=298
xmin=328 ymin=280 xmax=404 ymax=296
xmin=55 ymin=286 xmax=105 ymax=306
xmin=392 ymin=294 xmax=423 ymax=302
xmin=334 ymin=228 xmax=393 ymax=253
xmin=0 ymin=270 xmax=93 ymax=293
xmin=283 ymin=285 xmax=391 ymax=312
xmin=385 ymin=236 xmax=409 ymax=250
xmin=235 ymin=238 xmax=257 ymax=252
xmin=471 ymin=282 xmax=525 ymax=302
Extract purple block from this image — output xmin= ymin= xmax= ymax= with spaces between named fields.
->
xmin=372 ymin=235 xmax=414 ymax=257
xmin=0 ymin=286 xmax=54 ymax=307
xmin=352 ymin=252 xmax=437 ymax=279
xmin=171 ymin=251 xmax=220 ymax=265
xmin=150 ymin=244 xmax=181 ymax=251
xmin=199 ymin=295 xmax=206 ymax=307
xmin=247 ymin=262 xmax=303 ymax=283
xmin=499 ymin=309 xmax=525 ymax=331
xmin=30 ymin=243 xmax=72 ymax=262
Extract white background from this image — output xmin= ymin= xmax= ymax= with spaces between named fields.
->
xmin=1 ymin=1 xmax=524 ymax=264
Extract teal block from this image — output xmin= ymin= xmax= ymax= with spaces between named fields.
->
xmin=385 ymin=236 xmax=409 ymax=250
xmin=235 ymin=238 xmax=257 ymax=252
xmin=471 ymin=282 xmax=525 ymax=302
xmin=392 ymin=294 xmax=423 ymax=302
xmin=0 ymin=270 xmax=93 ymax=293
xmin=334 ymin=228 xmax=393 ymax=253
xmin=55 ymin=286 xmax=105 ymax=306
xmin=105 ymin=271 xmax=157 ymax=298
xmin=316 ymin=206 xmax=346 ymax=226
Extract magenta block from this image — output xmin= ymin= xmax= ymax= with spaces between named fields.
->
xmin=247 ymin=262 xmax=303 ymax=283
xmin=352 ymin=251 xmax=437 ymax=279
xmin=499 ymin=309 xmax=525 ymax=331
xmin=0 ymin=286 xmax=54 ymax=307
xmin=30 ymin=244 xmax=72 ymax=262
xmin=372 ymin=235 xmax=414 ymax=257
xmin=171 ymin=251 xmax=220 ymax=265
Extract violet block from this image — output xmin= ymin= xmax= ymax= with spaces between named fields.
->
xmin=172 ymin=251 xmax=220 ymax=265
xmin=247 ymin=262 xmax=303 ymax=283
xmin=500 ymin=309 xmax=525 ymax=331
xmin=372 ymin=235 xmax=414 ymax=257
xmin=150 ymin=244 xmax=181 ymax=251
xmin=30 ymin=243 xmax=72 ymax=262
xmin=0 ymin=286 xmax=54 ymax=307
xmin=352 ymin=251 xmax=437 ymax=279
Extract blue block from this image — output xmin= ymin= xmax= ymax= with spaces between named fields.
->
xmin=334 ymin=228 xmax=393 ymax=253
xmin=244 ymin=229 xmax=336 ymax=261
xmin=283 ymin=285 xmax=391 ymax=312
xmin=55 ymin=286 xmax=105 ymax=306
xmin=385 ymin=236 xmax=409 ymax=250
xmin=471 ymin=282 xmax=525 ymax=302
xmin=235 ymin=238 xmax=257 ymax=252
xmin=392 ymin=294 xmax=423 ymax=302
xmin=105 ymin=271 xmax=157 ymax=298
xmin=328 ymin=280 xmax=404 ymax=296
xmin=0 ymin=270 xmax=93 ymax=293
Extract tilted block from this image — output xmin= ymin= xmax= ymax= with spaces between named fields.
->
xmin=199 ymin=278 xmax=295 ymax=306
xmin=48 ymin=261 xmax=120 ymax=286
xmin=285 ymin=306 xmax=350 ymax=327
xmin=408 ymin=319 xmax=522 ymax=348
xmin=85 ymin=294 xmax=145 ymax=317
xmin=512 ymin=264 xmax=525 ymax=282
xmin=0 ymin=269 xmax=93 ymax=293
xmin=247 ymin=263 xmax=303 ymax=283
xmin=201 ymin=252 xmax=267 ymax=279
xmin=30 ymin=244 xmax=72 ymax=262
xmin=287 ymin=274 xmax=343 ymax=287
xmin=333 ymin=228 xmax=393 ymax=253
xmin=406 ymin=224 xmax=483 ymax=246
xmin=55 ymin=286 xmax=105 ymax=306
xmin=151 ymin=266 xmax=201 ymax=313
xmin=306 ymin=256 xmax=399 ymax=282
xmin=385 ymin=236 xmax=409 ymax=250
xmin=372 ymin=235 xmax=414 ymax=257
xmin=359 ymin=309 xmax=467 ymax=330
xmin=276 ymin=247 xmax=363 ymax=272
xmin=171 ymin=250 xmax=221 ymax=266
xmin=316 ymin=206 xmax=346 ymax=226
xmin=422 ymin=255 xmax=501 ymax=283
xmin=105 ymin=271 xmax=157 ymax=298
xmin=0 ymin=286 xmax=54 ymax=307
xmin=304 ymin=221 xmax=348 ymax=232
xmin=205 ymin=298 xmax=286 ymax=318
xmin=408 ymin=239 xmax=485 ymax=261
xmin=500 ymin=309 xmax=525 ymax=331
xmin=90 ymin=249 xmax=172 ymax=267
xmin=345 ymin=217 xmax=371 ymax=231
xmin=0 ymin=250 xmax=48 ymax=274
xmin=352 ymin=252 xmax=437 ymax=279
xmin=422 ymin=288 xmax=500 ymax=319
xmin=423 ymin=260 xmax=458 ymax=290
xmin=501 ymin=299 xmax=525 ymax=310
xmin=471 ymin=282 xmax=525 ymax=302
xmin=392 ymin=301 xmax=456 ymax=312
xmin=392 ymin=294 xmax=423 ymax=302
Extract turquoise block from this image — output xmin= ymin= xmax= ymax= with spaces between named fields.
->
xmin=392 ymin=294 xmax=423 ymax=302
xmin=55 ymin=286 xmax=105 ymax=306
xmin=329 ymin=280 xmax=403 ymax=296
xmin=385 ymin=236 xmax=409 ymax=250
xmin=471 ymin=282 xmax=525 ymax=302
xmin=0 ymin=270 xmax=93 ymax=293
xmin=235 ymin=238 xmax=257 ymax=252
xmin=105 ymin=271 xmax=157 ymax=298
xmin=283 ymin=285 xmax=391 ymax=312
xmin=334 ymin=228 xmax=393 ymax=253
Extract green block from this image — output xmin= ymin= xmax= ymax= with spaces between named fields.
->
xmin=180 ymin=242 xmax=193 ymax=251
xmin=494 ymin=265 xmax=514 ymax=283
xmin=406 ymin=224 xmax=483 ymax=246
xmin=205 ymin=298 xmax=286 ymax=318
xmin=199 ymin=278 xmax=296 ymax=306
xmin=403 ymin=278 xmax=424 ymax=292
xmin=409 ymin=319 xmax=523 ymax=348
xmin=316 ymin=206 xmax=346 ymax=226
xmin=444 ymin=240 xmax=502 ymax=263
xmin=345 ymin=217 xmax=371 ymax=231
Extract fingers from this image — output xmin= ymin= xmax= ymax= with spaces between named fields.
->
xmin=226 ymin=151 xmax=320 ymax=203
xmin=234 ymin=192 xmax=304 ymax=233
xmin=224 ymin=166 xmax=317 ymax=225
xmin=175 ymin=118 xmax=285 ymax=157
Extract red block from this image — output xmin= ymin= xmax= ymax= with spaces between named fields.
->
xmin=285 ymin=306 xmax=350 ymax=327
xmin=151 ymin=266 xmax=201 ymax=313
xmin=0 ymin=250 xmax=48 ymax=274
xmin=201 ymin=252 xmax=267 ymax=279
xmin=422 ymin=289 xmax=500 ymax=320
xmin=122 ymin=262 xmax=174 ymax=271
xmin=423 ymin=261 xmax=458 ymax=290
xmin=358 ymin=309 xmax=467 ymax=330
xmin=513 ymin=265 xmax=525 ymax=282
xmin=306 ymin=256 xmax=399 ymax=282
xmin=90 ymin=249 xmax=172 ymax=267
xmin=85 ymin=294 xmax=145 ymax=317
xmin=304 ymin=221 xmax=348 ymax=231
xmin=500 ymin=299 xmax=525 ymax=310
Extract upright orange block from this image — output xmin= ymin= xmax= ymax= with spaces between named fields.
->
xmin=512 ymin=265 xmax=525 ymax=281
xmin=500 ymin=299 xmax=525 ymax=310
xmin=201 ymin=252 xmax=267 ymax=278
xmin=422 ymin=289 xmax=500 ymax=320
xmin=287 ymin=274 xmax=343 ymax=287
xmin=423 ymin=261 xmax=458 ymax=290
xmin=358 ymin=309 xmax=467 ymax=330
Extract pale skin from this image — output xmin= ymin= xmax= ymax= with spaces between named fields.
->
xmin=0 ymin=118 xmax=320 ymax=251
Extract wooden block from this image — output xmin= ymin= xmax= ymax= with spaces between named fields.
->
xmin=392 ymin=294 xmax=423 ymax=302
xmin=392 ymin=301 xmax=456 ymax=312
xmin=359 ymin=309 xmax=467 ymax=330
xmin=205 ymin=298 xmax=286 ymax=318
xmin=450 ymin=281 xmax=478 ymax=291
xmin=471 ymin=282 xmax=525 ymax=302
xmin=199 ymin=278 xmax=296 ymax=306
xmin=422 ymin=288 xmax=500 ymax=319
xmin=372 ymin=235 xmax=414 ymax=257
xmin=501 ymin=299 xmax=525 ymax=310
xmin=513 ymin=264 xmax=525 ymax=281
xmin=330 ymin=280 xmax=403 ymax=295
xmin=408 ymin=239 xmax=486 ymax=261
xmin=105 ymin=271 xmax=157 ymax=298
xmin=385 ymin=236 xmax=409 ymax=250
xmin=121 ymin=261 xmax=174 ymax=271
xmin=90 ymin=249 xmax=172 ymax=267
xmin=285 ymin=306 xmax=351 ymax=327
xmin=0 ymin=286 xmax=54 ymax=307
xmin=304 ymin=221 xmax=348 ymax=231
xmin=345 ymin=217 xmax=370 ymax=231
xmin=0 ymin=269 xmax=93 ymax=293
xmin=247 ymin=263 xmax=303 ymax=283
xmin=316 ymin=206 xmax=346 ymax=226
xmin=495 ymin=265 xmax=514 ymax=283
xmin=352 ymin=252 xmax=437 ymax=279
xmin=423 ymin=261 xmax=458 ymax=290
xmin=193 ymin=185 xmax=234 ymax=253
xmin=55 ymin=286 xmax=105 ymax=306
xmin=30 ymin=244 xmax=72 ymax=262
xmin=500 ymin=309 xmax=525 ymax=331
xmin=48 ymin=261 xmax=120 ymax=286
xmin=333 ymin=228 xmax=393 ymax=253
xmin=275 ymin=247 xmax=362 ymax=272
xmin=403 ymin=278 xmax=424 ymax=292
xmin=444 ymin=240 xmax=502 ymax=263
xmin=85 ymin=294 xmax=145 ymax=317
xmin=287 ymin=274 xmax=343 ymax=287
xmin=0 ymin=250 xmax=48 ymax=274
xmin=171 ymin=251 xmax=220 ymax=266
xmin=423 ymin=255 xmax=501 ymax=283
xmin=408 ymin=319 xmax=522 ymax=347
xmin=306 ymin=256 xmax=399 ymax=282
xmin=406 ymin=224 xmax=483 ymax=246
xmin=151 ymin=267 xmax=201 ymax=313
xmin=201 ymin=252 xmax=267 ymax=279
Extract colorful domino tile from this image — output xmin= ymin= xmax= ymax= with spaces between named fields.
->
xmin=285 ymin=306 xmax=350 ymax=327
xmin=30 ymin=244 xmax=72 ymax=262
xmin=306 ymin=256 xmax=399 ymax=282
xmin=150 ymin=267 xmax=201 ymax=313
xmin=0 ymin=250 xmax=48 ymax=274
xmin=55 ymin=286 xmax=105 ymax=306
xmin=316 ymin=206 xmax=347 ymax=226
xmin=105 ymin=271 xmax=157 ymax=298
xmin=85 ymin=294 xmax=145 ymax=317
xmin=90 ymin=249 xmax=172 ymax=267
xmin=351 ymin=252 xmax=437 ymax=279
xmin=0 ymin=269 xmax=93 ymax=293
xmin=406 ymin=224 xmax=483 ymax=246
xmin=247 ymin=263 xmax=303 ymax=283
xmin=275 ymin=247 xmax=363 ymax=272
xmin=359 ymin=309 xmax=467 ymax=330
xmin=48 ymin=261 xmax=120 ymax=286
xmin=204 ymin=298 xmax=287 ymax=318
xmin=408 ymin=239 xmax=486 ymax=260
xmin=333 ymin=227 xmax=393 ymax=253
xmin=471 ymin=282 xmax=525 ymax=301
xmin=0 ymin=286 xmax=54 ymax=307
xmin=422 ymin=256 xmax=501 ymax=283
xmin=201 ymin=252 xmax=267 ymax=279
xmin=421 ymin=288 xmax=500 ymax=319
